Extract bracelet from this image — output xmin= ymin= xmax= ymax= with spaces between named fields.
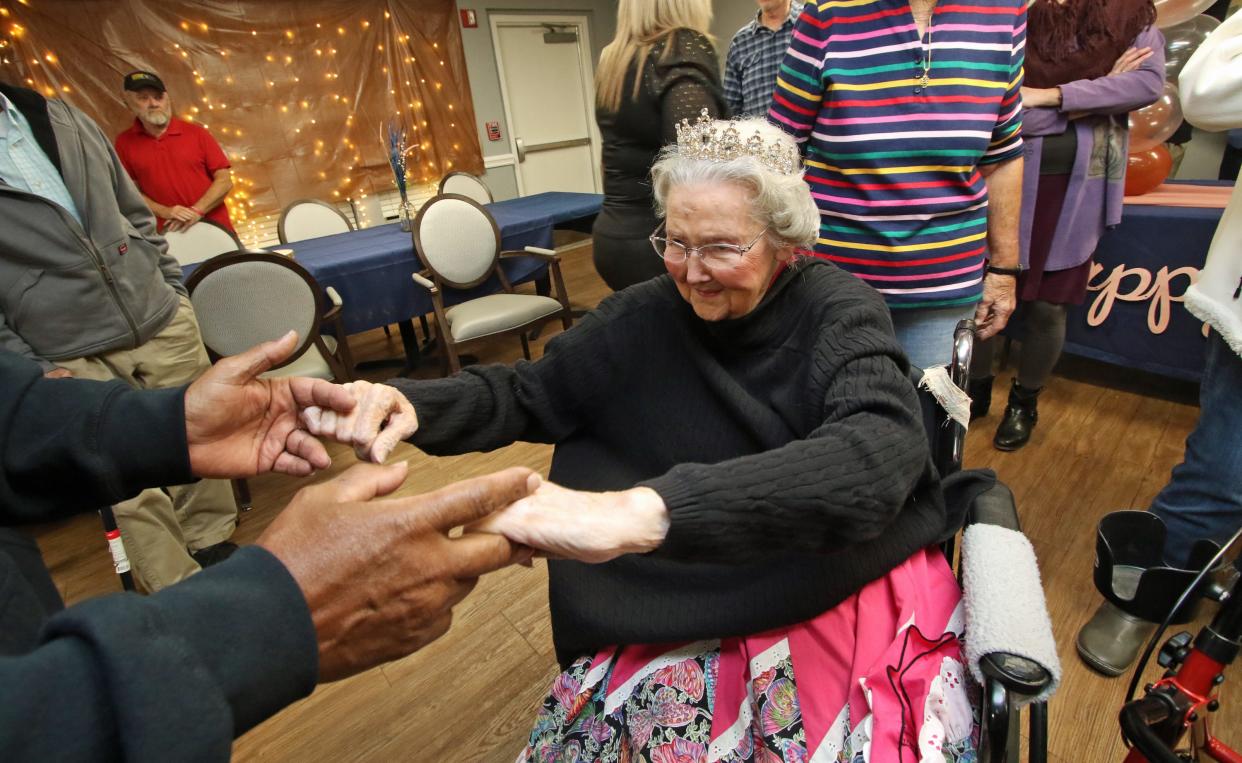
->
xmin=986 ymin=264 xmax=1022 ymax=277
xmin=189 ymin=205 xmax=205 ymax=217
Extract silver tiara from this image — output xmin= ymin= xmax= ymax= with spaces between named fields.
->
xmin=674 ymin=109 xmax=801 ymax=176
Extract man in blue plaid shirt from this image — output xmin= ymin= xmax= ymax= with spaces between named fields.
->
xmin=723 ymin=1 xmax=805 ymax=118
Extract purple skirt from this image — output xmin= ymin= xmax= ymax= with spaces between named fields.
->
xmin=1019 ymin=173 xmax=1093 ymax=306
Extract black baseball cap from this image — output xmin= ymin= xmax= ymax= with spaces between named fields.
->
xmin=123 ymin=71 xmax=166 ymax=93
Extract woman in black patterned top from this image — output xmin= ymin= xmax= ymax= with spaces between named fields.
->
xmin=591 ymin=0 xmax=725 ymax=291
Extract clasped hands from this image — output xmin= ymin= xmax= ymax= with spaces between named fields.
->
xmin=187 ymin=334 xmax=665 ymax=682
xmin=163 ymin=205 xmax=203 ymax=232
xmin=184 ymin=332 xmax=530 ymax=681
xmin=299 ymin=379 xmax=670 ymax=565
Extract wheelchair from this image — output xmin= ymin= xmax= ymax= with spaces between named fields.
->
xmin=916 ymin=319 xmax=1055 ymax=763
xmin=64 ymin=319 xmax=1056 ymax=760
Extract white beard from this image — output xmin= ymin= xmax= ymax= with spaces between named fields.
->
xmin=143 ymin=111 xmax=170 ymax=127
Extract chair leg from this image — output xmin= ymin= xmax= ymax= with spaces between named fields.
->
xmin=435 ymin=320 xmax=460 ymax=376
xmin=419 ymin=314 xmax=431 ymax=342
xmin=445 ymin=340 xmax=461 ymax=375
xmin=519 ymin=332 xmax=532 ymax=361
xmin=233 ymin=479 xmax=252 ymax=512
xmin=321 ymin=334 xmax=354 ymax=381
xmin=551 ymin=261 xmax=574 ymax=330
xmin=383 ymin=325 xmax=392 ymax=339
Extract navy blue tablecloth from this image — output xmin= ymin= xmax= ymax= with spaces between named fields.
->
xmin=1055 ymin=182 xmax=1228 ymax=382
xmin=185 ymin=192 xmax=602 ymax=335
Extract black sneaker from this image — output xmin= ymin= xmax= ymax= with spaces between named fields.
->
xmin=191 ymin=541 xmax=239 ymax=568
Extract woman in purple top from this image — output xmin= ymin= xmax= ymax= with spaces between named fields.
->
xmin=970 ymin=0 xmax=1164 ymax=451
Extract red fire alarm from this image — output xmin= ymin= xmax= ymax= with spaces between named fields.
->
xmin=460 ymin=9 xmax=478 ymax=28
xmin=486 ymin=121 xmax=502 ymax=141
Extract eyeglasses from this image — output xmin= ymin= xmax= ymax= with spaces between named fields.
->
xmin=649 ymin=225 xmax=769 ymax=269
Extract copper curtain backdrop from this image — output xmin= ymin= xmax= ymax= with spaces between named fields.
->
xmin=0 ymin=0 xmax=484 ymax=225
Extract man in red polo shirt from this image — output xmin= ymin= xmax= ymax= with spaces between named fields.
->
xmin=114 ymin=71 xmax=234 ymax=232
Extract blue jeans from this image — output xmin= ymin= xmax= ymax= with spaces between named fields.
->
xmin=890 ymin=304 xmax=978 ymax=369
xmin=1151 ymin=331 xmax=1242 ymax=567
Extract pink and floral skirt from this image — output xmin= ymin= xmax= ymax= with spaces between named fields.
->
xmin=518 ymin=548 xmax=977 ymax=762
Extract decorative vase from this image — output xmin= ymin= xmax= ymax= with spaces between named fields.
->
xmin=398 ymin=198 xmax=414 ymax=232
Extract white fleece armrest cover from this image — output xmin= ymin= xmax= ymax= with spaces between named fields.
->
xmin=961 ymin=523 xmax=1062 ymax=706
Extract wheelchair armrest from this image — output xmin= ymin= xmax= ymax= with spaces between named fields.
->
xmin=979 ymin=652 xmax=1054 ymax=697
xmin=966 ymin=481 xmax=1021 ymax=533
xmin=965 ymin=485 xmax=1053 ymax=700
xmin=961 ymin=494 xmax=1062 ymax=706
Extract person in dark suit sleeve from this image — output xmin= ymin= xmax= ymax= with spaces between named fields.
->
xmin=0 ymin=331 xmax=536 ymax=761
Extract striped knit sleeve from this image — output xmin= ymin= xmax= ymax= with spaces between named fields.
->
xmin=767 ymin=0 xmax=824 ymax=145
xmin=980 ymin=2 xmax=1026 ymax=165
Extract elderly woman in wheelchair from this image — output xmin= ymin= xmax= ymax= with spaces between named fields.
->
xmin=306 ymin=116 xmax=1054 ymax=762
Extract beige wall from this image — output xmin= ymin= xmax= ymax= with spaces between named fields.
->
xmin=456 ymin=0 xmax=616 ymax=159
xmin=452 ymin=0 xmax=617 ymax=199
xmin=450 ymin=0 xmax=768 ymax=199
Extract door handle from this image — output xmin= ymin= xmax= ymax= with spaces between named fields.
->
xmin=516 ymin=137 xmax=526 ymax=163
xmin=522 ymin=138 xmax=591 ymax=152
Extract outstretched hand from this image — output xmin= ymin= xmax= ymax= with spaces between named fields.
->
xmin=469 ymin=479 xmax=670 ymax=564
xmin=301 ymin=378 xmax=419 ymax=463
xmin=185 ymin=331 xmax=357 ymax=478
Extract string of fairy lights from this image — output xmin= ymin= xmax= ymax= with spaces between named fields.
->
xmin=0 ymin=2 xmax=477 ymax=247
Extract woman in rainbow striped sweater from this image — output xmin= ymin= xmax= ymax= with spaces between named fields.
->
xmin=769 ymin=0 xmax=1027 ymax=368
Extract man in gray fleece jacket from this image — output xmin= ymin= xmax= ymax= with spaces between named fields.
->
xmin=0 ymin=82 xmax=237 ymax=590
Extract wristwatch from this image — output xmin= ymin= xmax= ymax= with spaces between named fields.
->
xmin=986 ymin=264 xmax=1022 ymax=277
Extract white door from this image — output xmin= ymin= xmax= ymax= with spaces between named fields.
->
xmin=491 ymin=15 xmax=601 ymax=196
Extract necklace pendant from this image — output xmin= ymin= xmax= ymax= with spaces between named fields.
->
xmin=920 ymin=72 xmax=930 ymax=88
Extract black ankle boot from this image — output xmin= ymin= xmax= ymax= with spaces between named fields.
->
xmin=994 ymin=380 xmax=1041 ymax=451
xmin=968 ymin=375 xmax=994 ymax=421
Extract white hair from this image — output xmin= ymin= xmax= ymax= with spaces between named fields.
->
xmin=650 ymin=118 xmax=819 ymax=250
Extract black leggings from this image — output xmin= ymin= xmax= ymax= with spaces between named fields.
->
xmin=971 ymin=300 xmax=1067 ymax=389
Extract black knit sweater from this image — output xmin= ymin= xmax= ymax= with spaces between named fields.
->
xmin=391 ymin=259 xmax=948 ymax=664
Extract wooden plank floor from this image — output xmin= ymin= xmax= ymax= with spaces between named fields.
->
xmin=30 ymin=243 xmax=1236 ymax=762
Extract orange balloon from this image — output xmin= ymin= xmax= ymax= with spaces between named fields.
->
xmin=1125 ymin=145 xmax=1173 ymax=196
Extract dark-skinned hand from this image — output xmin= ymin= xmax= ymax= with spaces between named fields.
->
xmin=184 ymin=330 xmax=357 ymax=478
xmin=257 ymin=462 xmax=538 ymax=682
